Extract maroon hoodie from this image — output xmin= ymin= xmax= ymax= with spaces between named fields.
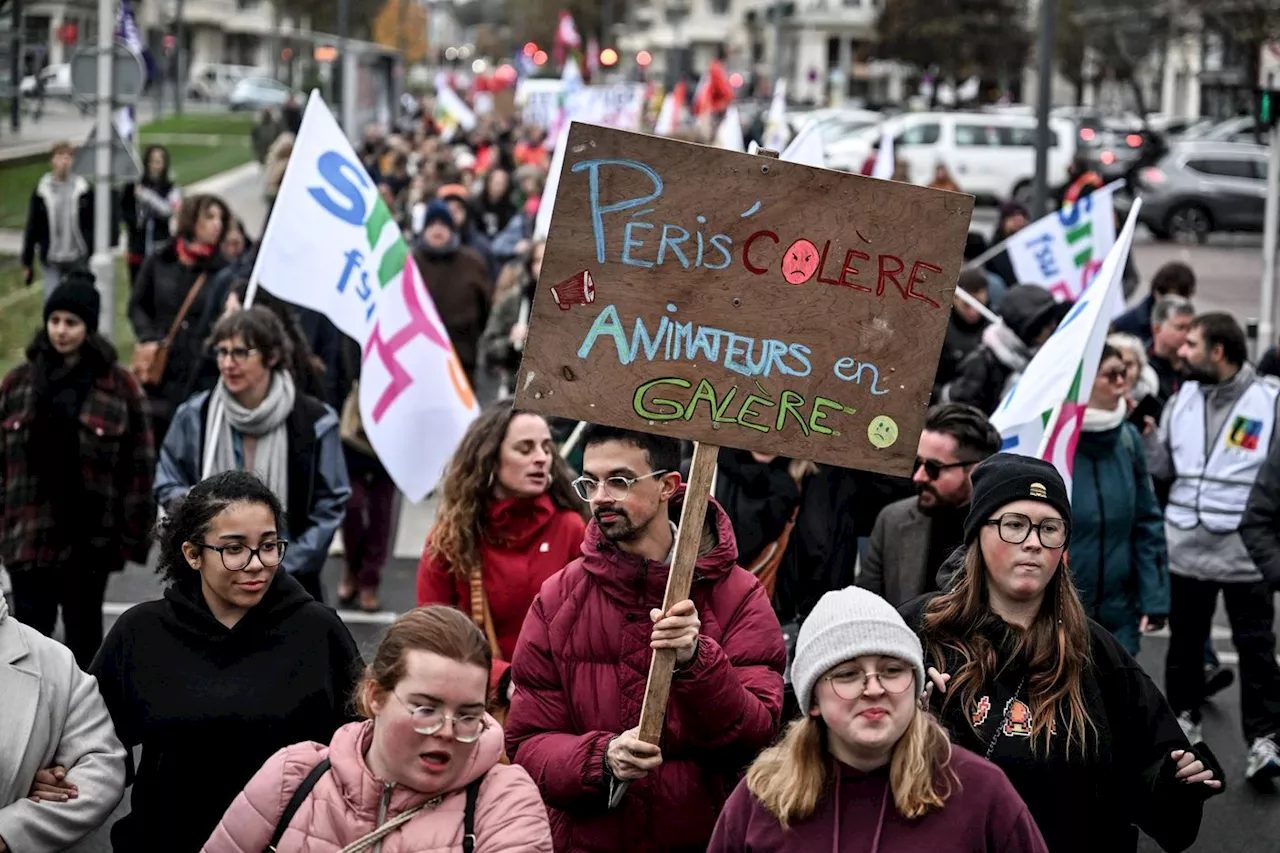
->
xmin=505 ymin=486 xmax=786 ymax=852
xmin=707 ymin=745 xmax=1049 ymax=853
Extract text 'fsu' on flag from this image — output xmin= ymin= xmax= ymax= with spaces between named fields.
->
xmin=250 ymin=91 xmax=479 ymax=501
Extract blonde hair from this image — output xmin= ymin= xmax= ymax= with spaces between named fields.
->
xmin=746 ymin=708 xmax=956 ymax=829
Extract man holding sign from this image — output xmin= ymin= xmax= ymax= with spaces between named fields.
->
xmin=505 ymin=425 xmax=785 ymax=852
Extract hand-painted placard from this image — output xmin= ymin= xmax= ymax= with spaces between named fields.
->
xmin=515 ymin=123 xmax=975 ymax=477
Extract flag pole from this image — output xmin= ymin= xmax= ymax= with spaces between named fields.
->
xmin=205 ymin=89 xmax=320 ymax=478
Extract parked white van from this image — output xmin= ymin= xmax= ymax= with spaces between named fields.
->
xmin=825 ymin=111 xmax=1079 ymax=204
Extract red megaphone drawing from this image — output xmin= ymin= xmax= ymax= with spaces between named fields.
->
xmin=550 ymin=270 xmax=597 ymax=311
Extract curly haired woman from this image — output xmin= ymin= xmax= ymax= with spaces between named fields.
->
xmin=416 ymin=402 xmax=587 ymax=705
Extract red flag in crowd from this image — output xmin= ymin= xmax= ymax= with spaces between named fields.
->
xmin=554 ymin=11 xmax=581 ymax=67
xmin=692 ymin=60 xmax=734 ymax=116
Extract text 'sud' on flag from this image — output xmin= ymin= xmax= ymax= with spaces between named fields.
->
xmin=250 ymin=91 xmax=479 ymax=502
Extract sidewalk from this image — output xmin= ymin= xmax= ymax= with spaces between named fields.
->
xmin=0 ymin=161 xmax=260 ymax=255
xmin=0 ymin=104 xmax=103 ymax=163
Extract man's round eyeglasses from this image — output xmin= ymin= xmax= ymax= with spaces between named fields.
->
xmin=824 ymin=664 xmax=915 ymax=700
xmin=571 ymin=470 xmax=669 ymax=502
xmin=190 ymin=540 xmax=288 ymax=571
xmin=393 ymin=693 xmax=487 ymax=743
xmin=985 ymin=513 xmax=1068 ymax=549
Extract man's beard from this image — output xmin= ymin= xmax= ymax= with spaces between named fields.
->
xmin=915 ymin=483 xmax=966 ymax=516
xmin=594 ymin=507 xmax=639 ymax=542
xmin=1183 ymin=361 xmax=1219 ymax=385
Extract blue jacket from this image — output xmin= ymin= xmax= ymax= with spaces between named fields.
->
xmin=154 ymin=388 xmax=350 ymax=579
xmin=1069 ymin=421 xmax=1169 ymax=652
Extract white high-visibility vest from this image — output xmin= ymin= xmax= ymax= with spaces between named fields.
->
xmin=1166 ymin=379 xmax=1279 ymax=533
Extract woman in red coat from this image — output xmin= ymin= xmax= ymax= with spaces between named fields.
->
xmin=417 ymin=402 xmax=587 ymax=685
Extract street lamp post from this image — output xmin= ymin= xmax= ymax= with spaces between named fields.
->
xmin=1032 ymin=0 xmax=1057 ymax=218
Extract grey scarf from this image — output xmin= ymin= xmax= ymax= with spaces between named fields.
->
xmin=203 ymin=370 xmax=296 ymax=511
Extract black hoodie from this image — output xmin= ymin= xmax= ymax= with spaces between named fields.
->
xmin=91 ymin=571 xmax=363 ymax=852
xmin=899 ymin=572 xmax=1221 ymax=853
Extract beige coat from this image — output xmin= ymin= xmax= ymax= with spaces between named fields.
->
xmin=0 ymin=594 xmax=126 ymax=851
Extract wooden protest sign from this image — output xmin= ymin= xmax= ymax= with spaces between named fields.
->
xmin=515 ymin=125 xmax=973 ymax=748
xmin=515 ymin=123 xmax=974 ymax=477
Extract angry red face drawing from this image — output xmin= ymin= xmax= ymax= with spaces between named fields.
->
xmin=781 ymin=238 xmax=820 ymax=285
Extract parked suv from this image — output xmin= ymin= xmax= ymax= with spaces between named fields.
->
xmin=1136 ymin=141 xmax=1269 ymax=243
xmin=825 ymin=111 xmax=1077 ymax=203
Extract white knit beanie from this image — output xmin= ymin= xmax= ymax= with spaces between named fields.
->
xmin=792 ymin=587 xmax=926 ymax=712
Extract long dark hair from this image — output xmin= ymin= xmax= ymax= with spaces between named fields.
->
xmin=142 ymin=144 xmax=172 ymax=187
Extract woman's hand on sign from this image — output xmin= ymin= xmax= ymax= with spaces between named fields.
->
xmin=1172 ymin=750 xmax=1222 ymax=789
xmin=651 ymin=599 xmax=700 ymax=665
xmin=607 ymin=727 xmax=663 ymax=781
xmin=921 ymin=666 xmax=951 ymax=708
xmin=29 ymin=766 xmax=77 ymax=802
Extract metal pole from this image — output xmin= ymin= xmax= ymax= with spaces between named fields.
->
xmin=92 ymin=0 xmax=115 ymax=341
xmin=1032 ymin=0 xmax=1057 ymax=218
xmin=1259 ymin=123 xmax=1280 ymax=351
xmin=336 ymin=0 xmax=348 ymax=126
xmin=770 ymin=0 xmax=783 ymax=96
xmin=9 ymin=0 xmax=21 ymax=133
xmin=173 ymin=0 xmax=185 ymax=114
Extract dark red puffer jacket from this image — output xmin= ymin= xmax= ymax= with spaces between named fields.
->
xmin=504 ymin=487 xmax=786 ymax=853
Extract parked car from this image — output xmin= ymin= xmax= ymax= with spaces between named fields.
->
xmin=1195 ymin=115 xmax=1270 ymax=145
xmin=787 ymin=108 xmax=882 ymax=141
xmin=188 ymin=63 xmax=261 ymax=102
xmin=825 ymin=111 xmax=1078 ymax=203
xmin=19 ymin=64 xmax=73 ymax=99
xmin=1135 ymin=141 xmax=1270 ymax=243
xmin=229 ymin=76 xmax=294 ymax=111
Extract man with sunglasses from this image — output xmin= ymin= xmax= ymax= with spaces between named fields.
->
xmin=860 ymin=404 xmax=1001 ymax=606
xmin=505 ymin=424 xmax=786 ymax=853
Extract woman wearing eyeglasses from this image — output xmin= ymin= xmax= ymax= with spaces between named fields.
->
xmin=155 ymin=306 xmax=350 ymax=603
xmin=903 ymin=454 xmax=1221 ymax=853
xmin=203 ymin=605 xmax=551 ymax=852
xmin=417 ymin=403 xmax=586 ymax=708
xmin=90 ymin=471 xmax=363 ymax=853
xmin=1068 ymin=344 xmax=1169 ymax=655
xmin=709 ymin=586 xmax=1048 ymax=852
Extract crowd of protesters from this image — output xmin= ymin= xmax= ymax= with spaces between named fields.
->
xmin=4 ymin=83 xmax=1280 ymax=853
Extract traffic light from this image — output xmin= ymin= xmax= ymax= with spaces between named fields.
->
xmin=1259 ymin=88 xmax=1280 ymax=131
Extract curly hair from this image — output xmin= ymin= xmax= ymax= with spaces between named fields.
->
xmin=427 ymin=402 xmax=585 ymax=579
xmin=156 ymin=470 xmax=285 ymax=588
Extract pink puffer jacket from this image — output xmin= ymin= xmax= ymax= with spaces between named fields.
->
xmin=202 ymin=718 xmax=552 ymax=853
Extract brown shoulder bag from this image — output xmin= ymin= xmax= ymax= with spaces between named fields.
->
xmin=130 ymin=273 xmax=208 ymax=388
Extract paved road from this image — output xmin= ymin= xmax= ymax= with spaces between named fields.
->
xmin=31 ymin=167 xmax=1280 ymax=850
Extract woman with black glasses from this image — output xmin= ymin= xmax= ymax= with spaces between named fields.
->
xmin=90 ymin=471 xmax=363 ymax=853
xmin=155 ymin=306 xmax=350 ymax=603
xmin=902 ymin=454 xmax=1222 ymax=853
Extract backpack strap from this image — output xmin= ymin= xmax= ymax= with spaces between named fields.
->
xmin=462 ymin=773 xmax=485 ymax=853
xmin=267 ymin=757 xmax=331 ymax=852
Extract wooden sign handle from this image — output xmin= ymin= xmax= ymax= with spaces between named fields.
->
xmin=636 ymin=441 xmax=720 ymax=745
xmin=634 ymin=146 xmax=778 ymax=748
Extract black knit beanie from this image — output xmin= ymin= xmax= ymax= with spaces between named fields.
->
xmin=44 ymin=269 xmax=101 ymax=331
xmin=963 ymin=453 xmax=1072 ymax=545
